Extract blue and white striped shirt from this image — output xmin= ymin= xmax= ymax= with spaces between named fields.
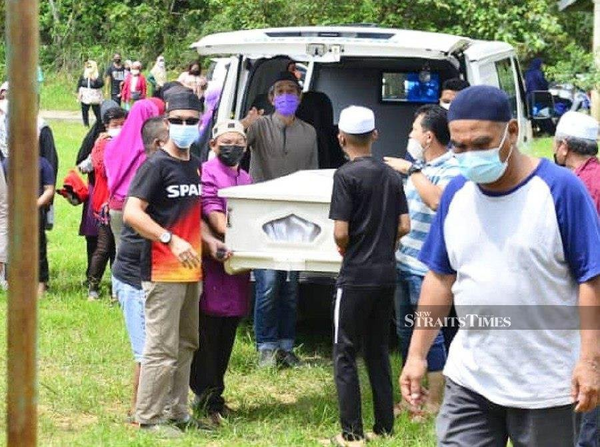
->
xmin=396 ymin=151 xmax=459 ymax=275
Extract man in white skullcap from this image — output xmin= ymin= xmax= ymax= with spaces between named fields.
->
xmin=554 ymin=111 xmax=600 ymax=214
xmin=555 ymin=112 xmax=600 ymax=446
xmin=328 ymin=106 xmax=410 ymax=446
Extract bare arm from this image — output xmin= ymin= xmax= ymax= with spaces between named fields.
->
xmin=400 ymin=271 xmax=456 ymax=407
xmin=410 ymin=172 xmax=443 ymax=211
xmin=207 ymin=211 xmax=226 ymax=236
xmin=37 ymin=185 xmax=55 ymax=208
xmin=572 ymin=275 xmax=600 ymax=412
xmin=398 ymin=213 xmax=410 ymax=240
xmin=334 ymin=220 xmax=349 ymax=254
xmin=124 ymin=197 xmax=201 ymax=269
xmin=123 ymin=197 xmax=165 ymax=241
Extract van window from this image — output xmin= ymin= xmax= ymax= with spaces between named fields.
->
xmin=381 ymin=72 xmax=440 ymax=104
xmin=496 ymin=59 xmax=518 ymax=118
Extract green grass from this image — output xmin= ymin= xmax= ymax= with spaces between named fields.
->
xmin=0 ymin=120 xmax=437 ymax=445
xmin=523 ymin=136 xmax=553 ymax=160
xmin=40 ymin=73 xmax=81 ymax=112
xmin=0 ymin=121 xmax=555 ymax=445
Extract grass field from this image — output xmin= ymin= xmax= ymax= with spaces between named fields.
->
xmin=0 ymin=120 xmax=554 ymax=446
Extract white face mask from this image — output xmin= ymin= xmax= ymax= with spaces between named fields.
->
xmin=440 ymin=102 xmax=451 ymax=111
xmin=107 ymin=127 xmax=122 ymax=138
xmin=407 ymin=138 xmax=426 ymax=161
xmin=131 ymin=69 xmax=140 ymax=76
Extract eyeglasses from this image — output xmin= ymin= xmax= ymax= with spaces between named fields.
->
xmin=167 ymin=117 xmax=200 ymax=126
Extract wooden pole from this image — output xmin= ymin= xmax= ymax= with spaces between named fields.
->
xmin=5 ymin=0 xmax=40 ymax=444
xmin=593 ymin=0 xmax=600 ymax=121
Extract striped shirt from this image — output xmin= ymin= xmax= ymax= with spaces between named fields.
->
xmin=396 ymin=151 xmax=459 ymax=275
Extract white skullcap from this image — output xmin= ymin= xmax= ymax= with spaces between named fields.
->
xmin=556 ymin=111 xmax=598 ymax=141
xmin=338 ymin=106 xmax=375 ymax=135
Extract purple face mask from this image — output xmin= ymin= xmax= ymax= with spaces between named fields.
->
xmin=274 ymin=93 xmax=300 ymax=116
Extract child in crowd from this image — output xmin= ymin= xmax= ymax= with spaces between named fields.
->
xmin=328 ymin=106 xmax=410 ymax=446
xmin=190 ymin=120 xmax=252 ymax=425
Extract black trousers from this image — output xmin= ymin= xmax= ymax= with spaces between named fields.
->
xmin=190 ymin=313 xmax=240 ymax=414
xmin=333 ymin=286 xmax=395 ymax=441
xmin=110 ymin=94 xmax=121 ymax=106
xmin=81 ymin=103 xmax=101 ymax=127
xmin=88 ymin=224 xmax=115 ymax=290
xmin=39 ymin=222 xmax=49 ymax=283
xmin=85 ymin=235 xmax=98 ymax=279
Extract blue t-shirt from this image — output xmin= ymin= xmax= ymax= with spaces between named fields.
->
xmin=419 ymin=158 xmax=600 ymax=409
xmin=2 ymin=157 xmax=55 ymax=195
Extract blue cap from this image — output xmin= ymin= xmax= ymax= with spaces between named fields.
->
xmin=448 ymin=85 xmax=512 ymax=123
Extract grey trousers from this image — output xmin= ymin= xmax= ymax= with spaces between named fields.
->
xmin=437 ymin=378 xmax=581 ymax=447
xmin=135 ymin=281 xmax=201 ymax=425
xmin=109 ymin=209 xmax=124 ymax=251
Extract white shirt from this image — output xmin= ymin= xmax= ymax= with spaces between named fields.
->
xmin=420 ymin=159 xmax=600 ymax=408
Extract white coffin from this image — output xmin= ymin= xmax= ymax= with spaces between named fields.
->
xmin=219 ymin=169 xmax=342 ymax=274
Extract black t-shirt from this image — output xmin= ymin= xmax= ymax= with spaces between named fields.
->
xmin=112 ymin=224 xmax=144 ymax=289
xmin=105 ymin=65 xmax=126 ymax=96
xmin=128 ymin=150 xmax=202 ymax=283
xmin=329 ymin=156 xmax=408 ymax=288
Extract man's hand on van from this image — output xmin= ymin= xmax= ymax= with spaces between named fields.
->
xmin=384 ymin=157 xmax=411 ymax=175
xmin=241 ymin=106 xmax=264 ymax=129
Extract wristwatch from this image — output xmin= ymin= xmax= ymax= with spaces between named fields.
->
xmin=407 ymin=161 xmax=425 ymax=176
xmin=159 ymin=231 xmax=173 ymax=244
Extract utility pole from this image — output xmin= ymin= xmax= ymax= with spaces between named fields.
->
xmin=5 ymin=0 xmax=40 ymax=445
xmin=593 ymin=0 xmax=600 ymax=120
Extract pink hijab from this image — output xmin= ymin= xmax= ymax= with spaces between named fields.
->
xmin=105 ymin=99 xmax=161 ymax=206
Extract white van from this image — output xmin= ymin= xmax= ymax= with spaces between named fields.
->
xmin=193 ymin=25 xmax=531 ymax=161
xmin=191 ymin=26 xmax=531 ymax=285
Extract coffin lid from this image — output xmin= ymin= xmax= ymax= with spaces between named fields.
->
xmin=219 ymin=169 xmax=334 ymax=203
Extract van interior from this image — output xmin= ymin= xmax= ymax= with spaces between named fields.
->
xmin=228 ymin=54 xmax=462 ymax=170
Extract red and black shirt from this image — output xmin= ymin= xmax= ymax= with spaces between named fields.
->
xmin=128 ymin=150 xmax=202 ymax=283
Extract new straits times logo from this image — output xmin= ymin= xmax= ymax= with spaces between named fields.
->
xmin=406 ymin=311 xmax=512 ymax=329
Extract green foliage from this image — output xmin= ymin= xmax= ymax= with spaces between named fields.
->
xmin=0 ymin=0 xmax=595 ymax=86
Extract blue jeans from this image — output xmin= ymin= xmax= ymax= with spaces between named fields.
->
xmin=394 ymin=270 xmax=446 ymax=371
xmin=112 ymin=276 xmax=146 ymax=363
xmin=253 ymin=269 xmax=299 ymax=352
xmin=578 ymin=407 xmax=599 ymax=447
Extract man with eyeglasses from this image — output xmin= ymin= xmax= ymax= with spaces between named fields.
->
xmin=401 ymin=86 xmax=600 ymax=446
xmin=124 ymin=91 xmax=227 ymax=438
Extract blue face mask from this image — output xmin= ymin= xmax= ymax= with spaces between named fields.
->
xmin=169 ymin=123 xmax=198 ymax=149
xmin=454 ymin=125 xmax=514 ymax=184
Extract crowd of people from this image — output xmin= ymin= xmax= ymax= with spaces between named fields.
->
xmin=0 ymin=57 xmax=598 ymax=446
xmin=75 ymin=53 xmax=208 ymax=127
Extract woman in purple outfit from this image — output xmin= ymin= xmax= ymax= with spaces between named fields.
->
xmin=189 ymin=120 xmax=252 ymax=425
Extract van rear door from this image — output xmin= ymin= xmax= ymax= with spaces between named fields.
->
xmin=465 ymin=43 xmax=531 ymax=143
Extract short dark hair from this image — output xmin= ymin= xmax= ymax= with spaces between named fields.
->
xmin=562 ymin=135 xmax=599 ymax=156
xmin=442 ymin=78 xmax=470 ymax=92
xmin=142 ymin=117 xmax=169 ymax=155
xmin=342 ymin=130 xmax=374 ymax=147
xmin=415 ymin=105 xmax=450 ymax=146
xmin=103 ymin=107 xmax=127 ymax=125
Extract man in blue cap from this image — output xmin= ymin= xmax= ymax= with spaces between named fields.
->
xmin=400 ymin=85 xmax=600 ymax=445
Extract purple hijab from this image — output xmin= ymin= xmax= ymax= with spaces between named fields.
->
xmin=199 ymin=86 xmax=221 ymax=135
xmin=105 ymin=99 xmax=160 ymax=205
